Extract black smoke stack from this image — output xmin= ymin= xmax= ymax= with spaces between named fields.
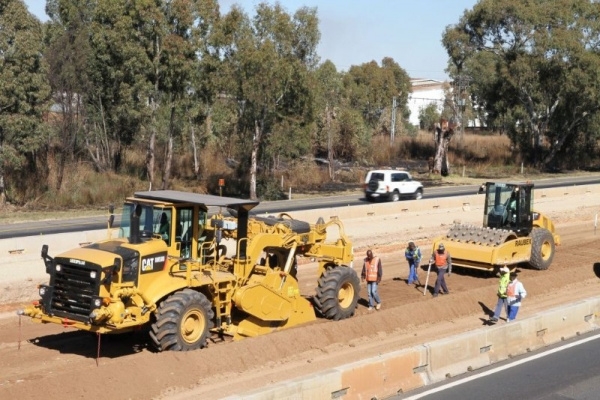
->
xmin=129 ymin=204 xmax=142 ymax=244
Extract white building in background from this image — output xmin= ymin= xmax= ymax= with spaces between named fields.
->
xmin=407 ymin=79 xmax=446 ymax=127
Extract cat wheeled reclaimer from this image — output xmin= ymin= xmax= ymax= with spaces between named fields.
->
xmin=432 ymin=182 xmax=560 ymax=272
xmin=20 ymin=191 xmax=358 ymax=351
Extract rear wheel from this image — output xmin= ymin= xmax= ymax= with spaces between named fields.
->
xmin=150 ymin=289 xmax=214 ymax=351
xmin=529 ymin=228 xmax=555 ymax=270
xmin=314 ymin=267 xmax=360 ymax=321
xmin=391 ymin=190 xmax=400 ymax=202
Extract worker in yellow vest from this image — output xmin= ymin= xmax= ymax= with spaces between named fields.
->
xmin=489 ymin=266 xmax=511 ymax=323
xmin=361 ymin=249 xmax=382 ymax=311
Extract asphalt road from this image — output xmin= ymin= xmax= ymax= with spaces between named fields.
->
xmin=1 ymin=175 xmax=599 ymax=239
xmin=396 ymin=330 xmax=600 ymax=400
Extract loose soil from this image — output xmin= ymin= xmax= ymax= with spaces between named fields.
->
xmin=0 ymin=195 xmax=599 ymax=400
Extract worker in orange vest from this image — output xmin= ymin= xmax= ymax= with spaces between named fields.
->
xmin=361 ymin=249 xmax=382 ymax=310
xmin=429 ymin=243 xmax=452 ymax=297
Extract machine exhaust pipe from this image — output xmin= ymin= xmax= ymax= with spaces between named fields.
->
xmin=129 ymin=204 xmax=142 ymax=244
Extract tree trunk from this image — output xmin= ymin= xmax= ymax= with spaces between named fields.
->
xmin=161 ymin=105 xmax=175 ymax=190
xmin=0 ymin=156 xmax=5 ymax=204
xmin=432 ymin=119 xmax=455 ymax=175
xmin=250 ymin=119 xmax=262 ymax=200
xmin=326 ymin=105 xmax=334 ymax=180
xmin=146 ymin=97 xmax=157 ymax=191
xmin=56 ymin=153 xmax=66 ymax=191
xmin=189 ymin=115 xmax=199 ymax=178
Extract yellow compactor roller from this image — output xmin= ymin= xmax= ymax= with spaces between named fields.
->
xmin=20 ymin=191 xmax=358 ymax=351
xmin=432 ymin=182 xmax=560 ymax=272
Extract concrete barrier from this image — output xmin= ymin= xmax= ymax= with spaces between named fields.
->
xmin=338 ymin=346 xmax=428 ymax=399
xmin=227 ymin=297 xmax=600 ymax=399
xmin=222 ymin=369 xmax=342 ymax=400
xmin=261 ymin=183 xmax=600 ymax=226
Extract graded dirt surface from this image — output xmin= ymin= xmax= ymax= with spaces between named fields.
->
xmin=0 ymin=190 xmax=599 ymax=400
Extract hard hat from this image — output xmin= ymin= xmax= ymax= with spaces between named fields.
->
xmin=438 ymin=243 xmax=445 ymax=250
xmin=500 ymin=266 xmax=510 ymax=274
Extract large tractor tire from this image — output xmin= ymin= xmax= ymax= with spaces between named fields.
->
xmin=313 ymin=267 xmax=360 ymax=321
xmin=529 ymin=228 xmax=555 ymax=270
xmin=150 ymin=289 xmax=214 ymax=351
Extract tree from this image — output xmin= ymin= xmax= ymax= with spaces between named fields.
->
xmin=220 ymin=3 xmax=319 ymax=199
xmin=84 ymin=1 xmax=151 ymax=173
xmin=343 ymin=58 xmax=410 ymax=134
xmin=0 ymin=0 xmax=51 ymax=203
xmin=419 ymin=103 xmax=441 ymax=131
xmin=432 ymin=119 xmax=458 ymax=176
xmin=443 ymin=0 xmax=600 ymax=168
xmin=313 ymin=60 xmax=342 ymax=179
xmin=45 ymin=0 xmax=94 ymax=191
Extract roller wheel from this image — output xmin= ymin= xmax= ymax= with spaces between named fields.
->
xmin=529 ymin=228 xmax=555 ymax=270
xmin=150 ymin=289 xmax=214 ymax=351
xmin=313 ymin=267 xmax=360 ymax=321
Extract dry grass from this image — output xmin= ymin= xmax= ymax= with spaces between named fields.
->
xmin=4 ymin=129 xmax=592 ymax=214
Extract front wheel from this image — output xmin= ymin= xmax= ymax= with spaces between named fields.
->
xmin=150 ymin=289 xmax=214 ymax=351
xmin=313 ymin=267 xmax=360 ymax=321
xmin=413 ymin=188 xmax=423 ymax=200
xmin=529 ymin=228 xmax=555 ymax=270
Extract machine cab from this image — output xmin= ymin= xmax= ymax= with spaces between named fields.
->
xmin=118 ymin=200 xmax=207 ymax=259
xmin=482 ymin=182 xmax=533 ymax=235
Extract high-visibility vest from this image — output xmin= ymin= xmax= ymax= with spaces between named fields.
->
xmin=365 ymin=257 xmax=379 ymax=281
xmin=434 ymin=251 xmax=448 ymax=267
xmin=507 ymin=280 xmax=517 ymax=297
xmin=498 ymin=274 xmax=510 ymax=298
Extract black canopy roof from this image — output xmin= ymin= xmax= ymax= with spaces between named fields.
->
xmin=133 ymin=190 xmax=259 ymax=211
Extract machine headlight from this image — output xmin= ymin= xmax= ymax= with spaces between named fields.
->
xmin=39 ymin=286 xmax=47 ymax=296
xmin=90 ymin=271 xmax=97 ymax=279
xmin=93 ymin=298 xmax=102 ymax=308
xmin=55 ymin=264 xmax=62 ymax=272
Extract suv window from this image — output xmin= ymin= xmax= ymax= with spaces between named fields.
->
xmin=391 ymin=173 xmax=408 ymax=182
xmin=370 ymin=173 xmax=385 ymax=181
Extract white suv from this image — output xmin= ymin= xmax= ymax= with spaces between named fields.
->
xmin=364 ymin=169 xmax=424 ymax=202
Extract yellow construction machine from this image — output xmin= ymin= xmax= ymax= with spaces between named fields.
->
xmin=432 ymin=182 xmax=560 ymax=272
xmin=20 ymin=191 xmax=358 ymax=351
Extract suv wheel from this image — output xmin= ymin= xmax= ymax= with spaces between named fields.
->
xmin=391 ymin=191 xmax=400 ymax=202
xmin=413 ymin=188 xmax=423 ymax=200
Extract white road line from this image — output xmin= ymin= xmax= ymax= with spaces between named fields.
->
xmin=403 ymin=332 xmax=600 ymax=399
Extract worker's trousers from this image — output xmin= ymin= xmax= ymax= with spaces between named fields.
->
xmin=493 ymin=297 xmax=508 ymax=320
xmin=408 ymin=262 xmax=419 ymax=284
xmin=433 ymin=267 xmax=448 ymax=294
xmin=366 ymin=281 xmax=381 ymax=307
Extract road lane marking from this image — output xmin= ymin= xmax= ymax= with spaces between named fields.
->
xmin=403 ymin=332 xmax=600 ymax=399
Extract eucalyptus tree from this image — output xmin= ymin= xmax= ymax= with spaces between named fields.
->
xmin=157 ymin=0 xmax=200 ymax=189
xmin=0 ymin=0 xmax=51 ymax=203
xmin=313 ymin=60 xmax=343 ymax=179
xmin=443 ymin=0 xmax=600 ymax=168
xmin=45 ymin=0 xmax=94 ymax=190
xmin=343 ymin=58 xmax=410 ymax=135
xmin=186 ymin=0 xmax=221 ymax=179
xmin=84 ymin=0 xmax=152 ymax=173
xmin=219 ymin=3 xmax=319 ymax=199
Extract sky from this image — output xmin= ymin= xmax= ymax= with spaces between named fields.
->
xmin=24 ymin=0 xmax=479 ymax=81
